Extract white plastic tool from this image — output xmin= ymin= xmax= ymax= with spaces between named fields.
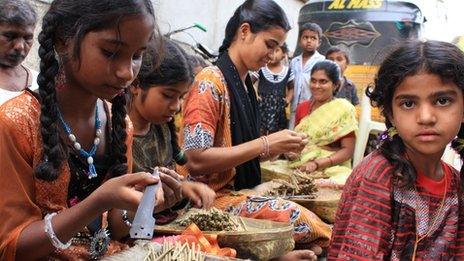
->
xmin=129 ymin=168 xmax=161 ymax=239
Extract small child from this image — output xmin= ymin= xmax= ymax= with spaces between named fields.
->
xmin=257 ymin=43 xmax=294 ymax=135
xmin=329 ymin=40 xmax=464 ymax=260
xmin=326 ymin=46 xmax=359 ymax=105
xmin=289 ymin=22 xmax=325 ymax=129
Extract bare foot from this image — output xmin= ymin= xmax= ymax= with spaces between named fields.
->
xmin=278 ymin=250 xmax=317 ymax=261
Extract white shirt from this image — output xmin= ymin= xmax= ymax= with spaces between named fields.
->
xmin=0 ymin=66 xmax=38 ymax=106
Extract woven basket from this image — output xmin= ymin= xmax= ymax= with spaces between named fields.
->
xmin=261 ymin=161 xmax=342 ymax=223
xmin=154 ymin=216 xmax=294 ymax=261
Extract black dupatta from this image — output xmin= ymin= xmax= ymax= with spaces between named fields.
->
xmin=216 ymin=52 xmax=261 ymax=190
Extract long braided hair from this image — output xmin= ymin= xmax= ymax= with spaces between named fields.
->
xmin=134 ymin=38 xmax=194 ymax=165
xmin=34 ymin=0 xmax=155 ymax=181
xmin=367 ymin=40 xmax=464 ymax=187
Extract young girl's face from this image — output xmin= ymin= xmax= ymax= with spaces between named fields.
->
xmin=241 ymin=26 xmax=286 ymax=71
xmin=327 ymin=51 xmax=348 ymax=74
xmin=310 ymin=69 xmax=335 ymax=103
xmin=299 ymin=30 xmax=320 ymax=54
xmin=270 ymin=46 xmax=286 ymax=65
xmin=134 ymin=82 xmax=190 ymax=124
xmin=391 ymin=73 xmax=464 ymax=157
xmin=61 ymin=14 xmax=154 ymax=100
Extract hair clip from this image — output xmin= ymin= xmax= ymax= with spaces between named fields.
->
xmin=378 ymin=126 xmax=398 ymax=142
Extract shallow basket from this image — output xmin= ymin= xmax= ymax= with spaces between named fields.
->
xmin=261 ymin=160 xmax=342 ymax=223
xmin=288 ymin=188 xmax=342 ymax=223
xmin=154 ymin=216 xmax=294 ymax=261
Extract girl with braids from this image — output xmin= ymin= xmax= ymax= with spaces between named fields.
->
xmin=129 ymin=38 xmax=216 ymax=211
xmin=0 ymin=0 xmax=184 ymax=260
xmin=180 ymin=0 xmax=331 ymax=259
xmin=329 ymin=40 xmax=464 ymax=260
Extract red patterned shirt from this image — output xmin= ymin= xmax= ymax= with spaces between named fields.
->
xmin=329 ymin=151 xmax=464 ymax=260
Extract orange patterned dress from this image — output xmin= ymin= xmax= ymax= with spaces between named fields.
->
xmin=180 ymin=66 xmax=332 ymax=246
xmin=0 ymin=92 xmax=133 ymax=260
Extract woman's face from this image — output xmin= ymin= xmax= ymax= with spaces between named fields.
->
xmin=310 ymin=69 xmax=336 ymax=103
xmin=240 ymin=26 xmax=287 ymax=71
xmin=132 ymin=82 xmax=190 ymax=124
xmin=60 ymin=14 xmax=154 ymax=100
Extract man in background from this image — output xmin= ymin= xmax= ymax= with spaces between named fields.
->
xmin=0 ymin=0 xmax=38 ymax=105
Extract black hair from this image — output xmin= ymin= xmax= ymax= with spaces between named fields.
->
xmin=0 ymin=0 xmax=37 ymax=26
xmin=299 ymin=22 xmax=322 ymax=40
xmin=311 ymin=60 xmax=341 ymax=94
xmin=218 ymin=0 xmax=291 ymax=54
xmin=325 ymin=46 xmax=350 ymax=64
xmin=280 ymin=42 xmax=289 ymax=54
xmin=35 ymin=0 xmax=156 ymax=181
xmin=187 ymin=54 xmax=208 ymax=69
xmin=136 ymin=38 xmax=193 ymax=165
xmin=367 ymin=40 xmax=464 ymax=186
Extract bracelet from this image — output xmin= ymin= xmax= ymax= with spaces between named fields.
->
xmin=122 ymin=210 xmax=132 ymax=227
xmin=328 ymin=156 xmax=334 ymax=166
xmin=259 ymin=136 xmax=269 ymax=158
xmin=44 ymin=212 xmax=72 ymax=249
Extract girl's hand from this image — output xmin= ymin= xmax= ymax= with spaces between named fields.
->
xmin=92 ymin=172 xmax=161 ymax=212
xmin=181 ymin=181 xmax=216 ymax=209
xmin=267 ymin=130 xmax=307 ymax=156
xmin=299 ymin=161 xmax=318 ymax=173
xmin=157 ymin=168 xmax=183 ymax=211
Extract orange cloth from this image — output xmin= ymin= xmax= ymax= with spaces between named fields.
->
xmin=0 ymin=92 xmax=133 ymax=260
xmin=179 ymin=67 xmax=235 ymax=191
xmin=213 ymin=193 xmax=332 ymax=246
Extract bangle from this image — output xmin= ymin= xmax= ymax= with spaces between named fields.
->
xmin=122 ymin=210 xmax=132 ymax=227
xmin=44 ymin=212 xmax=72 ymax=249
xmin=328 ymin=156 xmax=334 ymax=166
xmin=259 ymin=136 xmax=269 ymax=158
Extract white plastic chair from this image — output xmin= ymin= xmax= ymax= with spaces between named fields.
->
xmin=353 ymin=92 xmax=386 ymax=167
xmin=442 ymin=143 xmax=463 ymax=170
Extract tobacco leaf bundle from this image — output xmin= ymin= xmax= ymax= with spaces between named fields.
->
xmin=176 ymin=208 xmax=238 ymax=231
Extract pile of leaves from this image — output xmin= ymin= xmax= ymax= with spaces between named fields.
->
xmin=176 ymin=208 xmax=239 ymax=232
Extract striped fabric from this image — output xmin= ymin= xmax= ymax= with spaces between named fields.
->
xmin=328 ymin=151 xmax=464 ymax=260
xmin=260 ymin=65 xmax=294 ymax=84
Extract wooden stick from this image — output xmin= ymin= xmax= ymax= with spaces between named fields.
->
xmin=239 ymin=216 xmax=249 ymax=231
xmin=154 ymin=245 xmax=174 ymax=261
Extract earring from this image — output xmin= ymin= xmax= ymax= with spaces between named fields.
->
xmin=379 ymin=126 xmax=398 ymax=142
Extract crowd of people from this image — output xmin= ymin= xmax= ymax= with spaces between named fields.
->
xmin=1 ymin=0 xmax=464 ymax=260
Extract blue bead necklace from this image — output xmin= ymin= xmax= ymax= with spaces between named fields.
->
xmin=58 ymin=103 xmax=102 ymax=179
